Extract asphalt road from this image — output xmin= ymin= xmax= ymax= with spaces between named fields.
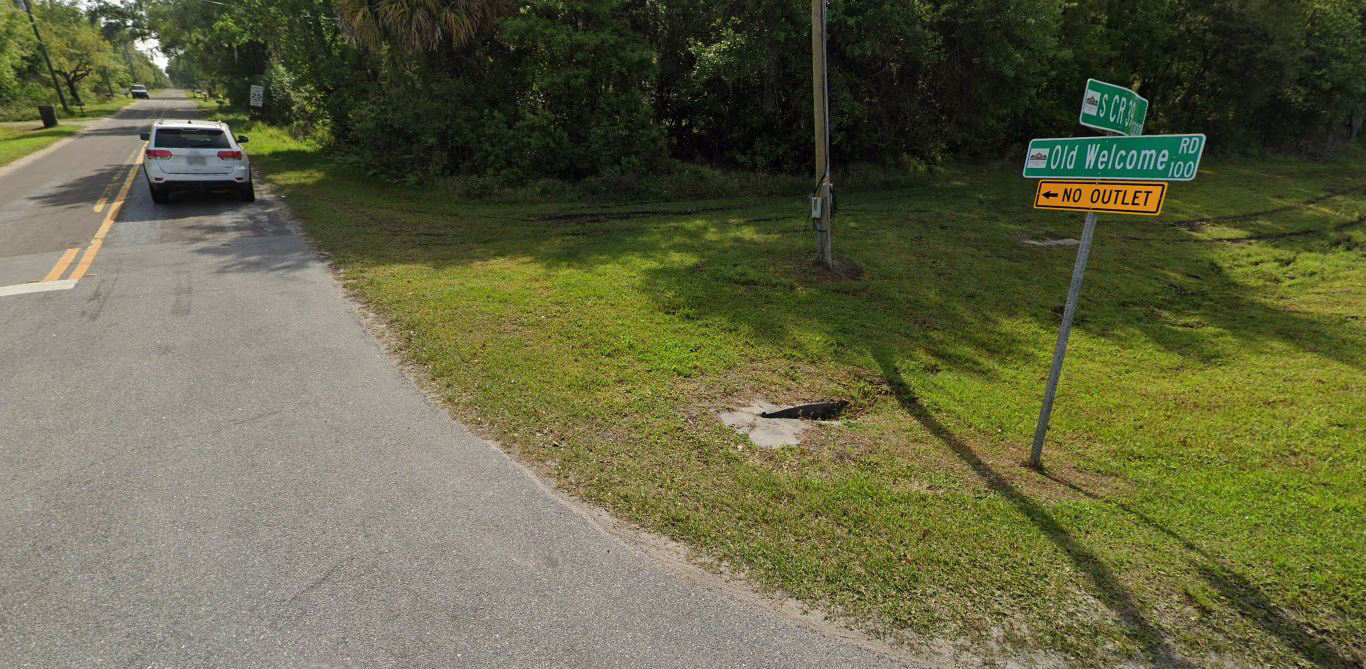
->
xmin=0 ymin=93 xmax=909 ymax=667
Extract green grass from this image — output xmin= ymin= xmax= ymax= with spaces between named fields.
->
xmin=0 ymin=123 xmax=81 ymax=168
xmin=222 ymin=113 xmax=1364 ymax=667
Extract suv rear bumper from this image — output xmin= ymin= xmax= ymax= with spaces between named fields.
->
xmin=152 ymin=179 xmax=247 ymax=193
xmin=145 ymin=162 xmax=250 ymax=186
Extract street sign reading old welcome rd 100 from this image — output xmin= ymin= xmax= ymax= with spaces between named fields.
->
xmin=1079 ymin=79 xmax=1147 ymax=136
xmin=1022 ymin=134 xmax=1206 ymax=181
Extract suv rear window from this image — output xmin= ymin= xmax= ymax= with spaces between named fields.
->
xmin=154 ymin=128 xmax=230 ymax=149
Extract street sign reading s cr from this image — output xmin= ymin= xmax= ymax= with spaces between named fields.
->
xmin=1079 ymin=79 xmax=1148 ymax=136
xmin=1023 ymin=134 xmax=1206 ymax=181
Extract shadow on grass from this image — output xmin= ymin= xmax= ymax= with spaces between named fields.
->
xmin=516 ymin=171 xmax=1364 ymax=373
xmin=1042 ymin=472 xmax=1360 ymax=669
xmin=874 ymin=350 xmax=1193 ymax=668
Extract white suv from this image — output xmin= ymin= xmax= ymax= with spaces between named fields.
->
xmin=140 ymin=120 xmax=254 ymax=203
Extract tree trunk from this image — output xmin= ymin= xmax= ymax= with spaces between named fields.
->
xmin=66 ymin=78 xmax=82 ymax=107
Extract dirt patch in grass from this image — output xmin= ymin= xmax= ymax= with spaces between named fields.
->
xmin=682 ymin=358 xmax=1133 ymax=505
xmin=775 ymin=253 xmax=868 ymax=283
xmin=531 ymin=205 xmax=734 ymax=225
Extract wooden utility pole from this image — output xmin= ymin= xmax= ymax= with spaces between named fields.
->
xmin=17 ymin=0 xmax=70 ymax=113
xmin=123 ymin=41 xmax=138 ymax=81
xmin=810 ymin=0 xmax=833 ymax=267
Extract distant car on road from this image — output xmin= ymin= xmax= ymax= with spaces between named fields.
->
xmin=140 ymin=120 xmax=254 ymax=203
xmin=130 ymin=84 xmax=149 ymax=99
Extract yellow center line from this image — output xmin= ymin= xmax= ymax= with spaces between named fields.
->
xmin=93 ymin=145 xmax=146 ymax=213
xmin=41 ymin=248 xmax=81 ymax=282
xmin=91 ymin=185 xmax=114 ymax=214
xmin=42 ymin=102 xmax=168 ymax=283
xmin=66 ymin=148 xmax=145 ymax=282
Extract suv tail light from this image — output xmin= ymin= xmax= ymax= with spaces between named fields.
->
xmin=217 ymin=150 xmax=243 ymax=160
xmin=146 ymin=149 xmax=172 ymax=159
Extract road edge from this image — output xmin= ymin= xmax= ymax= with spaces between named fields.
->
xmin=244 ymin=178 xmax=986 ymax=669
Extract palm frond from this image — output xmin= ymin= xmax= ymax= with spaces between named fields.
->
xmin=337 ymin=0 xmax=504 ymax=52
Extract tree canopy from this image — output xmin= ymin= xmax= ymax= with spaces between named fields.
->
xmin=0 ymin=0 xmax=167 ymax=117
xmin=146 ymin=0 xmax=1366 ymax=180
xmin=39 ymin=2 xmax=118 ymax=103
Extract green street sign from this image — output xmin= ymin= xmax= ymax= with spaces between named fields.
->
xmin=1023 ymin=134 xmax=1206 ymax=181
xmin=1079 ymin=79 xmax=1148 ymax=136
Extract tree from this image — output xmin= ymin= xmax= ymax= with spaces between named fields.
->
xmin=90 ymin=0 xmax=154 ymax=83
xmin=40 ymin=2 xmax=116 ymax=104
xmin=148 ymin=0 xmax=268 ymax=105
xmin=164 ymin=52 xmax=200 ymax=88
xmin=142 ymin=0 xmax=1366 ymax=180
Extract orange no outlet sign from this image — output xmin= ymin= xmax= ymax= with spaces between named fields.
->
xmin=1033 ymin=179 xmax=1167 ymax=216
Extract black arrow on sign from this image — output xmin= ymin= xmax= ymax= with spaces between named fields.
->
xmin=1042 ymin=190 xmax=1059 ymax=200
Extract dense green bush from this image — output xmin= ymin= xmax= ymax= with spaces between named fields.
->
xmin=495 ymin=0 xmax=666 ymax=177
xmin=334 ymin=0 xmax=667 ymax=181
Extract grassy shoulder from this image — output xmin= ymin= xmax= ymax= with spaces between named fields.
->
xmin=0 ymin=123 xmax=82 ymax=168
xmin=224 ymin=113 xmax=1364 ymax=667
xmin=0 ymin=94 xmax=139 ymax=123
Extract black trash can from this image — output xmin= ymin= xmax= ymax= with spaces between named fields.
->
xmin=38 ymin=105 xmax=57 ymax=128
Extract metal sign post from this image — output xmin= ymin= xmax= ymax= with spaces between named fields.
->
xmin=1029 ymin=210 xmax=1097 ymax=468
xmin=1022 ymin=79 xmax=1204 ymax=469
